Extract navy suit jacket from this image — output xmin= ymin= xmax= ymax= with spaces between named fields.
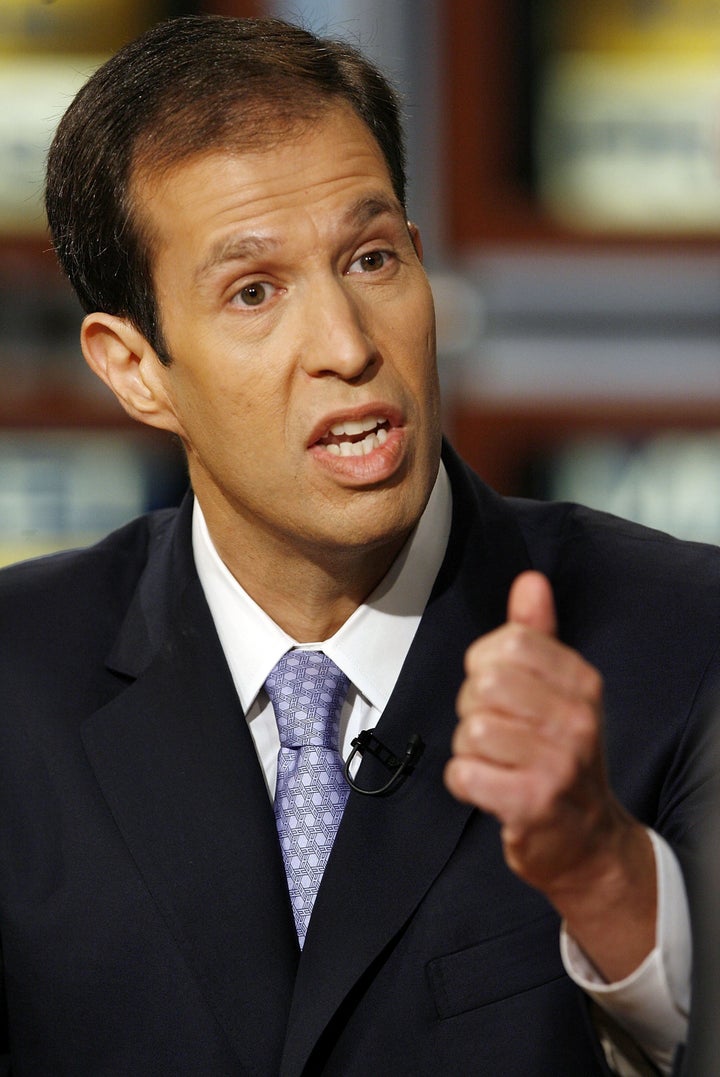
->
xmin=1 ymin=444 xmax=719 ymax=1075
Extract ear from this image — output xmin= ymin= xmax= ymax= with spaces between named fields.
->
xmin=81 ymin=313 xmax=182 ymax=435
xmin=407 ymin=221 xmax=424 ymax=262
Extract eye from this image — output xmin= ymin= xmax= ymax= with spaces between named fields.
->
xmin=348 ymin=249 xmax=392 ymax=274
xmin=233 ymin=281 xmax=277 ymax=307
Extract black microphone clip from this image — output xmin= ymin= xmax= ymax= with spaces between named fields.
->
xmin=344 ymin=729 xmax=425 ymax=797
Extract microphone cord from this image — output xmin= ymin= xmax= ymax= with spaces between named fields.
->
xmin=344 ymin=730 xmax=425 ymax=797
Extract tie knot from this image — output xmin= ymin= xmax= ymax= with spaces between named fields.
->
xmin=265 ymin=651 xmax=349 ymax=750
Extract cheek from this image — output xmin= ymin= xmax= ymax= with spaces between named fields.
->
xmin=171 ymin=338 xmax=263 ymax=418
xmin=404 ymin=294 xmax=439 ymax=384
xmin=380 ymin=279 xmax=435 ymax=353
xmin=404 ymin=280 xmax=436 ymax=351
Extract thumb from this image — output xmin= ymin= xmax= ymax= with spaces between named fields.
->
xmin=507 ymin=571 xmax=557 ymax=637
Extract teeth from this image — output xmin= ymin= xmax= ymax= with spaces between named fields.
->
xmin=321 ymin=416 xmax=391 ymax=458
xmin=329 ymin=416 xmax=382 ymax=436
xmin=324 ymin=429 xmax=387 ymax=457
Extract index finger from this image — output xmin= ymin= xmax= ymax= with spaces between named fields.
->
xmin=464 ymin=622 xmax=603 ymax=704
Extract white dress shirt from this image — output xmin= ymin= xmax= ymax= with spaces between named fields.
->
xmin=191 ymin=463 xmax=689 ymax=1075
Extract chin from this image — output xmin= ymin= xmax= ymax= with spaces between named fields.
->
xmin=347 ymin=489 xmax=429 ymax=551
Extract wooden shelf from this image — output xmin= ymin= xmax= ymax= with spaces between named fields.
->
xmin=0 ymin=384 xmax=133 ymax=430
xmin=442 ymin=0 xmax=720 ymax=252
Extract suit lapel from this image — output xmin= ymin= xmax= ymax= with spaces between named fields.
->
xmin=280 ymin=449 xmax=533 ymax=1075
xmin=81 ymin=504 xmax=298 ymax=1072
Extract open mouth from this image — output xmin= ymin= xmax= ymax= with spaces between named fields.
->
xmin=318 ymin=416 xmax=391 ymax=457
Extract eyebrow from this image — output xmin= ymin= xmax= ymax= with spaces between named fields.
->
xmin=195 ymin=234 xmax=282 ymax=283
xmin=195 ymin=190 xmax=405 ymax=284
xmin=342 ymin=192 xmax=405 ymax=229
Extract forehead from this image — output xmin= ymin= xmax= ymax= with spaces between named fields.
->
xmin=133 ymin=105 xmax=400 ymax=262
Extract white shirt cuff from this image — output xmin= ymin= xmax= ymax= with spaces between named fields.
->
xmin=560 ymin=829 xmax=690 ymax=1075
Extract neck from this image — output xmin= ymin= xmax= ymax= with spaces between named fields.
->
xmin=200 ymin=509 xmax=409 ymax=643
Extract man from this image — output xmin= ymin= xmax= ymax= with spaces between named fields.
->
xmin=0 ymin=15 xmax=717 ymax=1075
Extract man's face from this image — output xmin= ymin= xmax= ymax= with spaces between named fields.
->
xmin=136 ymin=104 xmax=441 ymax=576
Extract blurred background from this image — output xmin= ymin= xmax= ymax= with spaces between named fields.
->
xmin=1 ymin=0 xmax=720 ymax=564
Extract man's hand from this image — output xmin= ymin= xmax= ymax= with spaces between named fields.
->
xmin=444 ymin=571 xmax=656 ymax=983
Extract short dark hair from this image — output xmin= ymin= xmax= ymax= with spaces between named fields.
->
xmin=45 ymin=14 xmax=407 ymax=361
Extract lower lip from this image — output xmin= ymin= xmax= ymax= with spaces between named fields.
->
xmin=309 ymin=426 xmax=406 ymax=483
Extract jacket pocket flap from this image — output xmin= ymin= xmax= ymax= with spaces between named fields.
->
xmin=426 ymin=911 xmax=565 ymax=1018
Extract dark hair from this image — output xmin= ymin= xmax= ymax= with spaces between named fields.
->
xmin=45 ymin=14 xmax=407 ymax=361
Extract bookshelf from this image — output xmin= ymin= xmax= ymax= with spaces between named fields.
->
xmin=440 ymin=0 xmax=720 ymax=511
xmin=1 ymin=0 xmax=719 ymax=550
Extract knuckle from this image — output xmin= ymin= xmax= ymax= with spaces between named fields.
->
xmin=502 ymin=624 xmax=532 ymax=661
xmin=455 ymin=680 xmax=471 ymax=715
xmin=461 ymin=662 xmax=505 ymax=711
xmin=451 ymin=716 xmax=475 ymax=754
xmin=474 ymin=664 xmax=502 ymax=699
xmin=463 ymin=636 xmax=486 ymax=672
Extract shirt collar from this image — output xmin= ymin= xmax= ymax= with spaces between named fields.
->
xmin=192 ymin=462 xmax=452 ymax=714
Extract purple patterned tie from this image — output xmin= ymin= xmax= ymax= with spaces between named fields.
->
xmin=265 ymin=651 xmax=350 ymax=946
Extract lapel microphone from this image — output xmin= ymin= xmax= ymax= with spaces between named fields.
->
xmin=344 ymin=729 xmax=425 ymax=796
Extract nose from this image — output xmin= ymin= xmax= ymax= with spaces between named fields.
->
xmin=300 ymin=277 xmax=378 ymax=381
